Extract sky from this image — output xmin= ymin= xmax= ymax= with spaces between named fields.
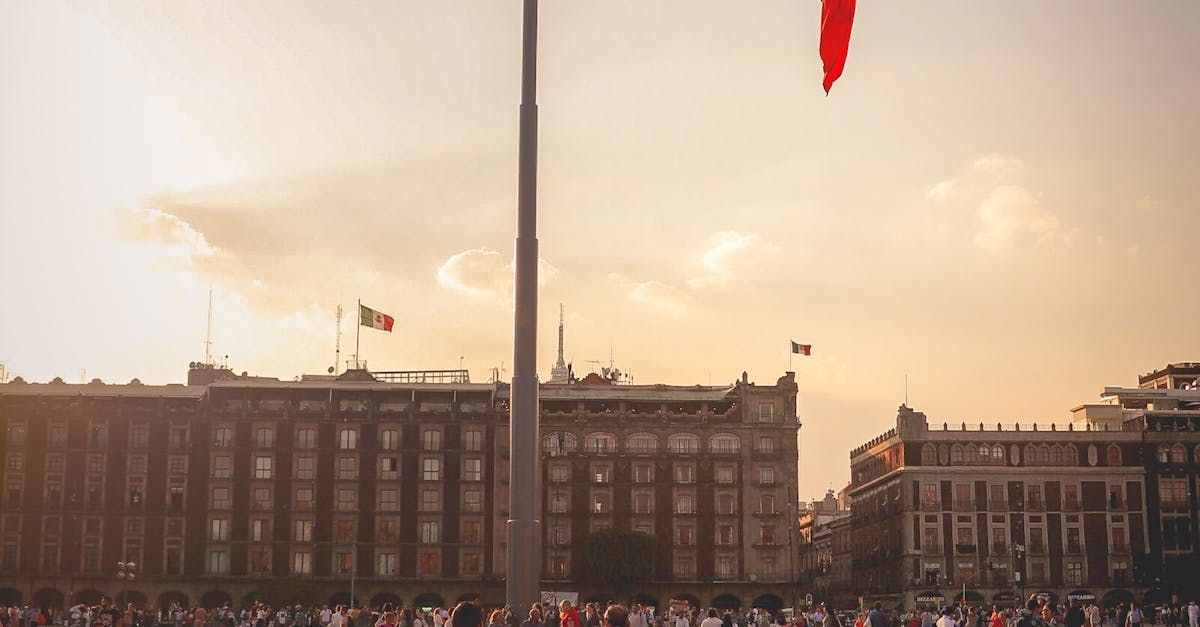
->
xmin=2 ymin=1 xmax=1198 ymax=500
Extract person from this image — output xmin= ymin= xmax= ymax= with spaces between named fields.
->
xmin=604 ymin=608 xmax=629 ymax=627
xmin=1065 ymin=603 xmax=1084 ymax=627
xmin=700 ymin=611 xmax=722 ymax=627
xmin=935 ymin=609 xmax=956 ymax=627
xmin=865 ymin=605 xmax=888 ymax=627
xmin=1126 ymin=606 xmax=1142 ymax=627
xmin=522 ymin=609 xmax=544 ymax=627
xmin=559 ymin=605 xmax=581 ymax=627
xmin=1188 ymin=604 xmax=1198 ymax=627
xmin=450 ymin=605 xmax=484 ymax=627
xmin=674 ymin=613 xmax=689 ymax=627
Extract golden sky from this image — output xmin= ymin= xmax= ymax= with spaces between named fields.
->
xmin=2 ymin=1 xmax=1198 ymax=498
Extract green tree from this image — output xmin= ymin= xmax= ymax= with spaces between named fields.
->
xmin=585 ymin=529 xmax=656 ymax=589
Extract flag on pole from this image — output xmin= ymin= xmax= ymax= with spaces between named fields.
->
xmin=819 ymin=0 xmax=856 ymax=94
xmin=790 ymin=340 xmax=812 ymax=356
xmin=359 ymin=304 xmax=394 ymax=332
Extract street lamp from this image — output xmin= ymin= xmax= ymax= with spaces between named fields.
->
xmin=1010 ymin=544 xmax=1025 ymax=606
xmin=116 ymin=561 xmax=136 ymax=608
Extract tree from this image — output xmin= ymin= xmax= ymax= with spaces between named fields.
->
xmin=585 ymin=529 xmax=656 ymax=589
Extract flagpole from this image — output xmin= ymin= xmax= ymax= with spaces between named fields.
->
xmin=508 ymin=0 xmax=541 ymax=609
xmin=355 ymin=299 xmax=361 ymax=369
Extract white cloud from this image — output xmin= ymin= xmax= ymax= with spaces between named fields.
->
xmin=687 ymin=230 xmax=778 ymax=289
xmin=608 ymin=273 xmax=689 ymax=318
xmin=435 ymin=248 xmax=558 ymax=303
xmin=926 ymin=179 xmax=955 ymax=201
xmin=973 ymin=185 xmax=1069 ymax=253
xmin=112 ymin=206 xmax=217 ymax=260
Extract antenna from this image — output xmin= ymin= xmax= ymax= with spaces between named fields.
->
xmin=334 ymin=304 xmax=344 ymax=375
xmin=204 ymin=287 xmax=214 ymax=366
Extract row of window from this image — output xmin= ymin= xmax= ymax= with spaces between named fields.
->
xmin=214 ymin=426 xmax=483 ymax=451
xmin=919 ymin=512 xmax=1129 ymax=555
xmin=919 ymin=443 xmax=1088 ymax=467
xmin=543 ymin=432 xmax=777 ymax=455
xmin=918 ymin=481 xmax=1127 ymax=510
xmin=4 ymin=422 xmax=189 ymax=449
xmin=207 ymin=454 xmax=484 ymax=482
xmin=547 ymin=489 xmax=781 ymax=515
xmin=1156 ymin=444 xmax=1198 ymax=465
xmin=208 ymin=484 xmax=485 ymax=513
xmin=204 ymin=547 xmax=482 ymax=577
xmin=544 ymin=552 xmax=780 ymax=582
xmin=548 ymin=461 xmax=776 ymax=484
xmin=921 ymin=556 xmax=1115 ymax=587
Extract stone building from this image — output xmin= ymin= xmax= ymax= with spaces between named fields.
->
xmin=843 ymin=363 xmax=1200 ymax=610
xmin=0 ymin=364 xmax=800 ymax=613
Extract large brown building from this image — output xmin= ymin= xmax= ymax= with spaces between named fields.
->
xmin=842 ymin=363 xmax=1200 ymax=610
xmin=0 ymin=364 xmax=800 ymax=613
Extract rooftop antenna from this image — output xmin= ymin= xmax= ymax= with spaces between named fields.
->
xmin=334 ymin=304 xmax=344 ymax=375
xmin=204 ymin=286 xmax=214 ymax=366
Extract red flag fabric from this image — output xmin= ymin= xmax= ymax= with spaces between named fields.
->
xmin=820 ymin=0 xmax=856 ymax=93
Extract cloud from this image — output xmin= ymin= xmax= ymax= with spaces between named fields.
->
xmin=926 ymin=180 xmax=955 ymax=201
xmin=608 ymin=274 xmax=689 ymax=317
xmin=973 ymin=185 xmax=1071 ymax=253
xmin=687 ymin=230 xmax=778 ymax=289
xmin=436 ymin=248 xmax=558 ymax=303
xmin=112 ymin=206 xmax=217 ymax=259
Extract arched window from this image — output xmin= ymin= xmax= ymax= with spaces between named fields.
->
xmin=627 ymin=433 xmax=658 ymax=454
xmin=1064 ymin=445 xmax=1078 ymax=465
xmin=583 ymin=432 xmax=616 ymax=454
xmin=921 ymin=444 xmax=937 ymax=466
xmin=338 ymin=428 xmax=358 ymax=449
xmin=1158 ymin=445 xmax=1170 ymax=464
xmin=1024 ymin=445 xmax=1037 ymax=466
xmin=542 ymin=432 xmax=577 ymax=455
xmin=1106 ymin=445 xmax=1122 ymax=466
xmin=950 ymin=445 xmax=964 ymax=464
xmin=992 ymin=445 xmax=1005 ymax=463
xmin=979 ymin=445 xmax=991 ymax=463
xmin=1051 ymin=445 xmax=1063 ymax=465
xmin=1038 ymin=445 xmax=1051 ymax=464
xmin=1170 ymin=444 xmax=1187 ymax=464
xmin=709 ymin=434 xmax=740 ymax=454
xmin=964 ymin=445 xmax=977 ymax=464
xmin=668 ymin=433 xmax=700 ymax=454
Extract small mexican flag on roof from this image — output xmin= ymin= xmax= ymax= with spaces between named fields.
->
xmin=359 ymin=304 xmax=394 ymax=332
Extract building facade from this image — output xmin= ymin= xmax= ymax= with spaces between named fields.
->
xmin=842 ymin=363 xmax=1200 ymax=610
xmin=0 ymin=365 xmax=800 ymax=612
xmin=846 ymin=406 xmax=1148 ymax=610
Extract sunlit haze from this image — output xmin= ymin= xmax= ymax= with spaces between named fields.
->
xmin=2 ymin=1 xmax=1198 ymax=500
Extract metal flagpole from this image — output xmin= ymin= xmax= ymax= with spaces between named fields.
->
xmin=355 ymin=299 xmax=361 ymax=368
xmin=508 ymin=0 xmax=541 ymax=609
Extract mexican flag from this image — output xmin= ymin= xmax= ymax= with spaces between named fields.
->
xmin=359 ymin=304 xmax=394 ymax=332
xmin=790 ymin=340 xmax=812 ymax=356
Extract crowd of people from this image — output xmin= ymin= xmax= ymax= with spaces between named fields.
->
xmin=2 ymin=597 xmax=1198 ymax=627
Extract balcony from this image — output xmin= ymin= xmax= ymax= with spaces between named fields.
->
xmin=1064 ymin=499 xmax=1081 ymax=512
xmin=1029 ymin=542 xmax=1046 ymax=555
xmin=1026 ymin=499 xmax=1045 ymax=512
xmin=991 ymin=543 xmax=1007 ymax=555
xmin=920 ymin=500 xmax=941 ymax=512
xmin=1065 ymin=543 xmax=1083 ymax=555
xmin=954 ymin=500 xmax=976 ymax=512
xmin=921 ymin=542 xmax=942 ymax=554
xmin=1111 ymin=542 xmax=1130 ymax=553
xmin=955 ymin=543 xmax=978 ymax=554
xmin=1108 ymin=499 xmax=1125 ymax=511
xmin=988 ymin=499 xmax=1008 ymax=511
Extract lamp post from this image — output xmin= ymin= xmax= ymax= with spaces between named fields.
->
xmin=116 ymin=561 xmax=136 ymax=610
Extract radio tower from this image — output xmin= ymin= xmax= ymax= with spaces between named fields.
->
xmin=204 ymin=287 xmax=214 ymax=366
